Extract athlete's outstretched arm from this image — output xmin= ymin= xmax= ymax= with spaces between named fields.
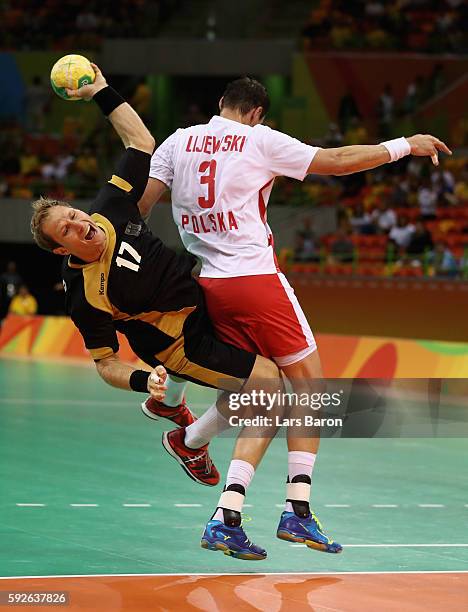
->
xmin=309 ymin=134 xmax=451 ymax=176
xmin=95 ymin=354 xmax=167 ymax=400
xmin=65 ymin=64 xmax=155 ymax=154
xmin=138 ymin=178 xmax=168 ymax=219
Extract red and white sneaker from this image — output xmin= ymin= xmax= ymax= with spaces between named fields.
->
xmin=162 ymin=427 xmax=220 ymax=487
xmin=141 ymin=397 xmax=197 ymax=428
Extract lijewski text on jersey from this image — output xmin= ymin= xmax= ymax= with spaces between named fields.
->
xmin=185 ymin=134 xmax=247 ymax=154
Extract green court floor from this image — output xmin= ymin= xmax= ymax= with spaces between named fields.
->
xmin=0 ymin=359 xmax=467 ymax=577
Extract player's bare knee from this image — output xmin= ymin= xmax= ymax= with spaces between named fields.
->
xmin=243 ymin=356 xmax=282 ymax=397
xmin=250 ymin=355 xmax=281 ymax=380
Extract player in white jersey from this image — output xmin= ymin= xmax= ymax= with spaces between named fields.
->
xmin=139 ymin=77 xmax=450 ymax=560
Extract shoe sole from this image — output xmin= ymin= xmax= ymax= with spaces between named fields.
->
xmin=201 ymin=539 xmax=266 ymax=560
xmin=161 ymin=432 xmax=217 ymax=487
xmin=141 ymin=401 xmax=197 ymax=427
xmin=277 ymin=530 xmax=342 ymax=553
xmin=141 ymin=401 xmax=159 ymax=422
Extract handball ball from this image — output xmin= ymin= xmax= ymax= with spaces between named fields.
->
xmin=50 ymin=54 xmax=95 ymax=101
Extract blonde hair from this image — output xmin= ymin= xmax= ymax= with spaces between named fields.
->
xmin=30 ymin=197 xmax=71 ymax=251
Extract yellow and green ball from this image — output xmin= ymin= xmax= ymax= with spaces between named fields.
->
xmin=50 ymin=54 xmax=95 ymax=101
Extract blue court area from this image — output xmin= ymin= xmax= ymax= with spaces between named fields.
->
xmin=1 ymin=358 xmax=467 ymax=578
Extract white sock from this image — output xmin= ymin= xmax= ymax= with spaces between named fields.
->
xmin=163 ymin=376 xmax=187 ymax=407
xmin=184 ymin=403 xmax=231 ymax=449
xmin=213 ymin=459 xmax=255 ymax=521
xmin=285 ymin=451 xmax=316 ymax=513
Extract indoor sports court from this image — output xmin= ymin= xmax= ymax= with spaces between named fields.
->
xmin=1 ymin=323 xmax=468 ymax=609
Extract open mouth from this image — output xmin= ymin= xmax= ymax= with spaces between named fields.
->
xmin=84 ymin=225 xmax=96 ymax=241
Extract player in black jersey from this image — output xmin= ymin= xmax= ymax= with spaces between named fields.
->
xmin=30 ymin=64 xmax=281 ymax=489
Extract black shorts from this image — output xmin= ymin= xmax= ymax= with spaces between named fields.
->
xmin=152 ymin=307 xmax=257 ymax=391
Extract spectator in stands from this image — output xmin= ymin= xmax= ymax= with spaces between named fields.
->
xmin=294 ymin=218 xmax=320 ymax=262
xmin=389 ymin=214 xmax=415 ymax=250
xmin=329 ymin=228 xmax=355 ymax=264
xmin=330 ymin=15 xmax=355 ymax=49
xmin=431 ymin=166 xmax=455 ymax=205
xmin=343 ymin=117 xmax=368 ymax=146
xmin=365 ymin=1 xmax=385 ymax=18
xmin=431 ymin=7 xmax=463 ymax=53
xmin=131 ymin=78 xmax=152 ymax=126
xmin=389 ymin=175 xmax=410 ymax=207
xmin=453 ymin=117 xmax=468 ymax=148
xmin=9 ymin=284 xmax=38 ymax=316
xmin=372 ymin=201 xmax=397 ymax=233
xmin=0 ymin=261 xmax=22 ymax=299
xmin=407 ymin=157 xmax=424 ymax=179
xmin=19 ymin=142 xmax=41 ymax=177
xmin=431 ymin=241 xmax=458 ymax=278
xmin=338 ymin=91 xmax=360 ymax=133
xmin=323 ymin=123 xmax=343 ymax=148
xmin=75 ymin=147 xmax=98 ymax=182
xmin=427 ymin=64 xmax=446 ymax=98
xmin=406 ymin=221 xmax=434 ymax=261
xmin=454 ymin=168 xmax=468 ymax=202
xmin=377 ymin=84 xmax=395 ymax=139
xmin=349 ymin=203 xmax=376 ymax=235
xmin=38 ymin=152 xmax=74 ymax=193
xmin=76 ymin=9 xmax=100 ymax=32
xmin=41 ymin=155 xmax=73 ymax=182
xmin=402 ymin=75 xmax=425 ymax=115
xmin=418 ymin=178 xmax=438 ymax=220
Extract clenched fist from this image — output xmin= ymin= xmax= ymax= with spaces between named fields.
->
xmin=147 ymin=364 xmax=168 ymax=401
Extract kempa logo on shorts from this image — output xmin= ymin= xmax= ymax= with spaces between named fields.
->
xmin=99 ymin=273 xmax=105 ymax=295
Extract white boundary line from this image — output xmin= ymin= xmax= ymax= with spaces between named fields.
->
xmin=1 ymin=570 xmax=468 ymax=580
xmin=418 ymin=504 xmax=445 ymax=508
xmin=69 ymin=504 xmax=99 ymax=508
xmin=0 ymin=398 xmax=130 ymax=407
xmin=16 ymin=504 xmax=45 ymax=507
xmin=0 ymin=397 xmax=207 ymax=410
xmin=372 ymin=504 xmax=399 ymax=508
xmin=174 ymin=504 xmax=202 ymax=508
xmin=122 ymin=504 xmax=152 ymax=508
xmin=325 ymin=504 xmax=350 ymax=508
xmin=290 ymin=544 xmax=468 ymax=548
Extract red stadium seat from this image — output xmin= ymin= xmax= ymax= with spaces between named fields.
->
xmin=358 ymin=248 xmax=386 ymax=263
xmin=324 ymin=264 xmax=354 ymax=276
xmin=392 ymin=266 xmax=424 ymax=278
xmin=356 ymin=264 xmax=385 ymax=277
xmin=290 ymin=263 xmax=322 ymax=274
xmin=445 ymin=234 xmax=468 ymax=248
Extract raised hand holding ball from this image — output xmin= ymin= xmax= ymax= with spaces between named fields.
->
xmin=50 ymin=54 xmax=97 ymax=101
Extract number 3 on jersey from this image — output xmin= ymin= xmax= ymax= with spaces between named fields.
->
xmin=116 ymin=241 xmax=141 ymax=272
xmin=198 ymin=159 xmax=217 ymax=209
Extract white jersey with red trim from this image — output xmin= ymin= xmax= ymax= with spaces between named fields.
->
xmin=150 ymin=115 xmax=319 ymax=278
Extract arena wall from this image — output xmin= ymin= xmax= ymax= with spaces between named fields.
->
xmin=1 ymin=314 xmax=468 ymax=378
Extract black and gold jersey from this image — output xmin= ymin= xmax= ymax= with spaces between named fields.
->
xmin=62 ymin=148 xmax=202 ymax=364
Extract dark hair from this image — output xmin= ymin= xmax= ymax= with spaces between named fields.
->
xmin=220 ymin=77 xmax=270 ymax=118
